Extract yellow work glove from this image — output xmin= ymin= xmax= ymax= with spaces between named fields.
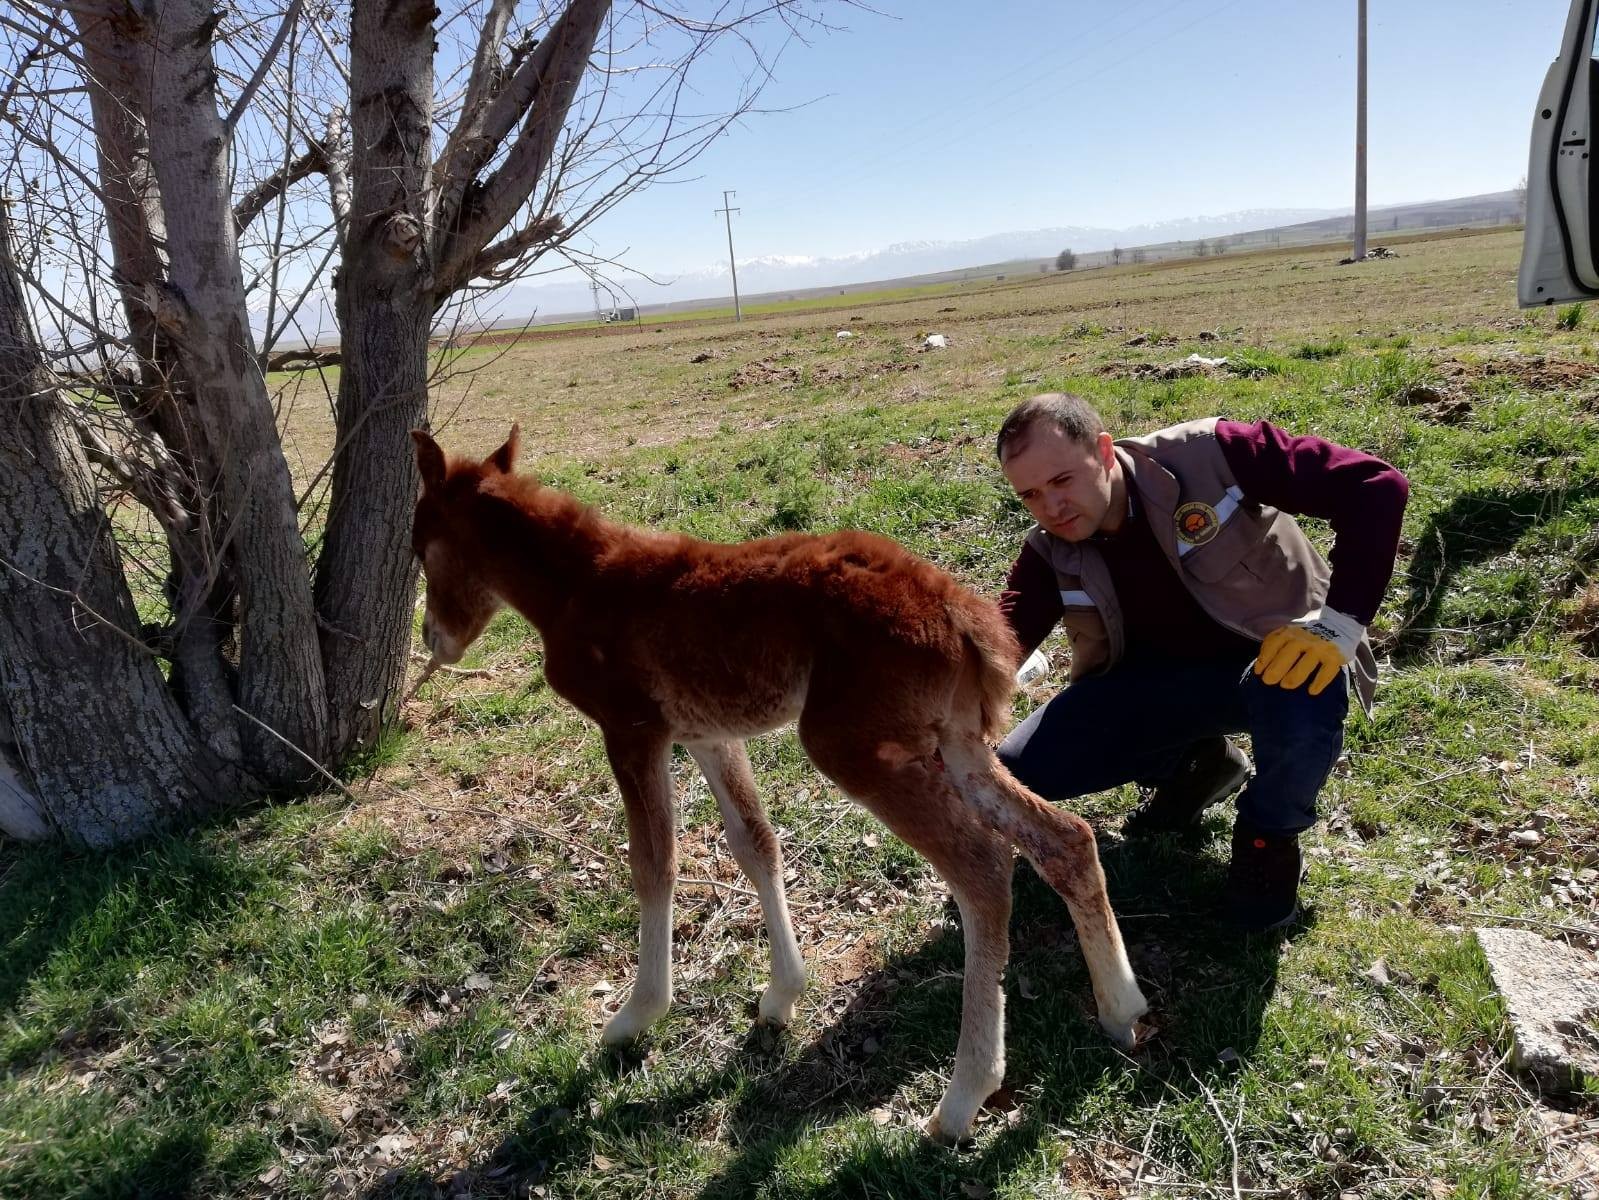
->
xmin=1253 ymin=608 xmax=1364 ymax=697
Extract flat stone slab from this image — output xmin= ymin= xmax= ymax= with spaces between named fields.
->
xmin=1476 ymin=927 xmax=1599 ymax=1094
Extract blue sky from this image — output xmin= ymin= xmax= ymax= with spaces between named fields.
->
xmin=566 ymin=0 xmax=1567 ymax=277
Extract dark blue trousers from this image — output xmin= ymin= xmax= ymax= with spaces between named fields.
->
xmin=996 ymin=655 xmax=1349 ymax=835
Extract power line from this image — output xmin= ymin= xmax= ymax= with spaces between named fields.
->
xmin=715 ymin=188 xmax=742 ymax=321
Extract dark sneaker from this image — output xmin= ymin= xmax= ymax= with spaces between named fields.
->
xmin=1123 ymin=737 xmax=1251 ymax=838
xmin=1223 ymin=823 xmax=1306 ymax=931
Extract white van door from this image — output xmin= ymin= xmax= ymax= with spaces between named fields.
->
xmin=1521 ymin=0 xmax=1599 ymax=306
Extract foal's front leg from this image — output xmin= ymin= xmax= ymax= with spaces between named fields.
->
xmin=687 ymin=740 xmax=807 ymax=1026
xmin=599 ymin=730 xmax=679 ymax=1045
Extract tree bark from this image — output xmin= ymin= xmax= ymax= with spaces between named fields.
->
xmin=138 ymin=0 xmax=330 ymax=780
xmin=0 ymin=210 xmax=242 ymax=847
xmin=75 ymin=1 xmax=242 ymax=763
xmin=313 ymin=0 xmax=439 ymax=759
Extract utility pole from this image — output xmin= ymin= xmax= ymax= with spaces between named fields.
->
xmin=589 ymin=277 xmax=602 ymax=323
xmin=1352 ymin=0 xmax=1368 ymax=261
xmin=715 ymin=189 xmax=742 ymax=321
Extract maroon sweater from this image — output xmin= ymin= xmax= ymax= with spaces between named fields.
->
xmin=999 ymin=419 xmax=1409 ymax=659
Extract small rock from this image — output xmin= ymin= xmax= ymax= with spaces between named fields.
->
xmin=1510 ymin=829 xmax=1544 ymax=848
xmin=835 ymin=330 xmax=855 ymax=340
xmin=922 ymin=334 xmax=949 ymax=350
xmin=1364 ymin=959 xmax=1393 ymax=988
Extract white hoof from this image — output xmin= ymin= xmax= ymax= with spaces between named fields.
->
xmin=757 ymin=982 xmax=801 ymax=1027
xmin=927 ymin=1068 xmax=1003 ymax=1144
xmin=600 ymin=994 xmax=669 ymax=1045
xmin=1099 ymin=1013 xmax=1141 ymax=1050
xmin=926 ymin=1092 xmax=979 ymax=1144
xmin=1097 ymin=979 xmax=1150 ymax=1049
xmin=1098 ymin=992 xmax=1150 ymax=1050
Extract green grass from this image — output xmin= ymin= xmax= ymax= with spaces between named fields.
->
xmin=512 ymin=277 xmax=1009 ymax=335
xmin=5 ymin=229 xmax=1598 ymax=1198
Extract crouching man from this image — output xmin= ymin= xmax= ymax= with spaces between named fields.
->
xmin=993 ymin=393 xmax=1409 ymax=930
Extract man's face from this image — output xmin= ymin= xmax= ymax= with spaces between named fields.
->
xmin=1000 ymin=423 xmax=1117 ymax=542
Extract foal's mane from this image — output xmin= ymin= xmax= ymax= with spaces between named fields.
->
xmin=454 ymin=457 xmax=677 ymax=559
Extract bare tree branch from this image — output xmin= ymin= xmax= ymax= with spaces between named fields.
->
xmin=435 ymin=0 xmax=612 ymax=298
xmin=223 ymin=0 xmax=304 ymax=135
xmin=431 ymin=6 xmax=568 ymax=249
xmin=233 ymin=138 xmax=329 ymax=235
xmin=468 ymin=211 xmax=567 ymax=281
xmin=324 ymin=105 xmax=351 ymax=246
xmin=455 ymin=0 xmax=517 ymax=141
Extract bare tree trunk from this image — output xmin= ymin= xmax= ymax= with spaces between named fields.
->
xmin=75 ymin=3 xmax=242 ymax=763
xmin=0 ymin=0 xmax=825 ymax=846
xmin=0 ymin=212 xmax=241 ymax=847
xmin=313 ymin=0 xmax=438 ymax=759
xmin=136 ymin=0 xmax=329 ymax=780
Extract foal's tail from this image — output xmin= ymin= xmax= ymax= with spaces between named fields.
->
xmin=948 ymin=594 xmax=1023 ymax=743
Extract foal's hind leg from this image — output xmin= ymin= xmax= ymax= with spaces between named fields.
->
xmin=800 ymin=726 xmax=1013 ymax=1142
xmin=930 ymin=831 xmax=1013 ymax=1141
xmin=940 ymin=735 xmax=1148 ymax=1046
xmin=687 ymin=741 xmax=807 ymax=1026
xmin=600 ymin=730 xmax=679 ymax=1045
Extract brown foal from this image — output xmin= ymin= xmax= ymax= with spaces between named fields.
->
xmin=409 ymin=425 xmax=1147 ymax=1140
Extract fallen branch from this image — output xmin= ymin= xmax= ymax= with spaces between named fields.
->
xmin=1191 ymin=1068 xmax=1243 ymax=1200
xmin=230 ymin=704 xmax=358 ymax=806
xmin=408 ymin=649 xmax=492 ymax=682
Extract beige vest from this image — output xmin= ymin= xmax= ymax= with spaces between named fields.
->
xmin=1024 ymin=417 xmax=1378 ymax=711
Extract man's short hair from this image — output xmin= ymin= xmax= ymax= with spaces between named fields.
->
xmin=995 ymin=392 xmax=1107 ymax=462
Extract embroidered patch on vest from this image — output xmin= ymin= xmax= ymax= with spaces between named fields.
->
xmin=1174 ymin=500 xmax=1221 ymax=546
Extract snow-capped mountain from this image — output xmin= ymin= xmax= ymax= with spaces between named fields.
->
xmin=496 ymin=206 xmax=1344 ymax=321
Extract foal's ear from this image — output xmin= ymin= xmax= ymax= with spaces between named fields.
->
xmin=411 ymin=429 xmax=446 ymax=491
xmin=486 ymin=424 xmax=520 ymax=475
